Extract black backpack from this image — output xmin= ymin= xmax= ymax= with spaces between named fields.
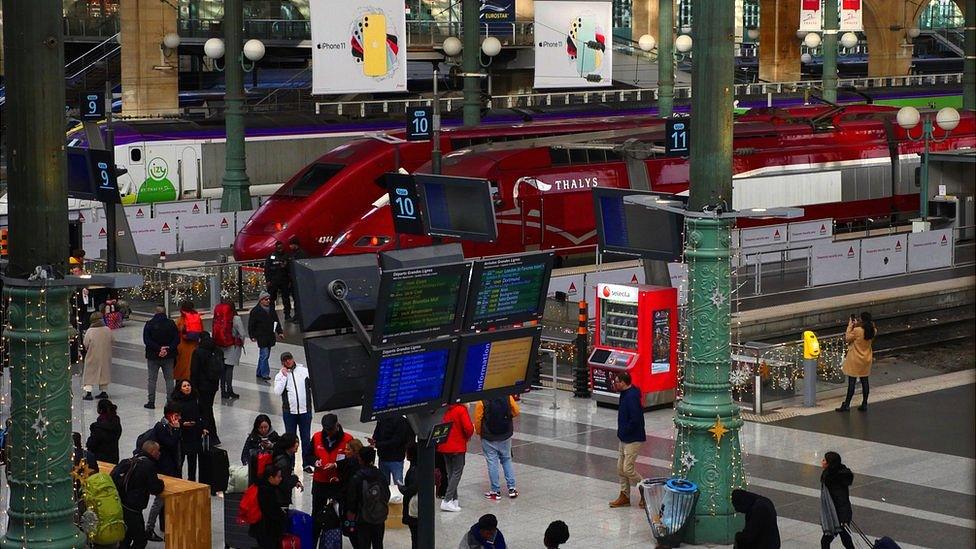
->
xmin=207 ymin=348 xmax=225 ymax=384
xmin=359 ymin=476 xmax=390 ymax=524
xmin=483 ymin=398 xmax=512 ymax=437
xmin=133 ymin=426 xmax=157 ymax=455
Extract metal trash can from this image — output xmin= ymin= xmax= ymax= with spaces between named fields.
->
xmin=640 ymin=477 xmax=699 ymax=546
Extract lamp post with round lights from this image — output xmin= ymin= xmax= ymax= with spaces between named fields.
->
xmin=204 ymin=12 xmax=266 ymax=212
xmin=635 ymin=28 xmax=692 ymax=118
xmin=897 ymin=106 xmax=961 ymax=228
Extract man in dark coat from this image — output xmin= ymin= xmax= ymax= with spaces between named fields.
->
xmin=732 ymin=489 xmax=781 ymax=549
xmin=113 ymin=440 xmax=165 ymax=549
xmin=610 ymin=372 xmax=646 ymax=509
xmin=264 ymin=241 xmax=293 ymax=320
xmin=821 ymin=451 xmax=856 ymax=548
xmin=369 ymin=414 xmax=414 ymax=487
xmin=142 ymin=305 xmax=179 ymax=409
xmin=248 ymin=291 xmax=283 ymax=381
xmin=190 ymin=332 xmax=224 ymax=445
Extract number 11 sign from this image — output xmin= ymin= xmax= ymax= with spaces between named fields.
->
xmin=665 ymin=118 xmax=690 ymax=157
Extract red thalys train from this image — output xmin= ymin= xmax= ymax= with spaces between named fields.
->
xmin=321 ymin=105 xmax=976 ymax=258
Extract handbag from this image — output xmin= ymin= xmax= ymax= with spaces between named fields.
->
xmin=201 ymin=433 xmax=212 ymax=453
xmin=408 ymin=496 xmax=418 ymax=519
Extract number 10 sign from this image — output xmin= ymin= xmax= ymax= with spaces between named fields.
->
xmin=665 ymin=118 xmax=690 ymax=157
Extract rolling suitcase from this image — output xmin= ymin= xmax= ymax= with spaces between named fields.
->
xmin=286 ymin=509 xmax=314 ymax=549
xmin=848 ymin=521 xmax=902 ymax=549
xmin=199 ymin=445 xmax=230 ymax=494
xmin=222 ymin=492 xmax=251 ymax=549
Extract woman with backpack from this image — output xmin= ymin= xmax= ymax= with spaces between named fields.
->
xmin=169 ymin=379 xmax=207 ymax=481
xmin=474 ymin=396 xmax=520 ymax=500
xmin=820 ymin=451 xmax=856 ymax=548
xmin=213 ymin=298 xmax=247 ymax=400
xmin=836 ymin=312 xmax=877 ymax=412
xmin=174 ymin=300 xmax=202 ymax=380
xmin=437 ymin=402 xmax=474 ymax=512
xmin=86 ymin=398 xmax=122 ymax=464
xmin=81 ymin=311 xmax=113 ymax=401
xmin=241 ymin=414 xmax=280 ymax=466
xmin=246 ymin=464 xmax=288 ymax=548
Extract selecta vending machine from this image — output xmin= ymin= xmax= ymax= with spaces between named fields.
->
xmin=588 ymin=283 xmax=678 ymax=408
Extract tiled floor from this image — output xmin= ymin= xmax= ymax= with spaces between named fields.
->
xmin=2 ymin=318 xmax=973 ymax=548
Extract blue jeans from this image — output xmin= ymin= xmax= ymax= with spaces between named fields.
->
xmin=256 ymin=346 xmax=271 ymax=378
xmin=283 ymin=411 xmax=314 ymax=464
xmin=482 ymin=438 xmax=516 ymax=493
xmin=379 ymin=460 xmax=405 ymax=486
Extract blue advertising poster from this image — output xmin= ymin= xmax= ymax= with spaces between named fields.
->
xmin=480 ymin=0 xmax=515 ymax=36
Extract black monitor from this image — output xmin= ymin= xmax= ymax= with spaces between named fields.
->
xmin=360 ymin=338 xmax=458 ymax=422
xmin=593 ymin=187 xmax=685 ymax=260
xmin=371 ymin=262 xmax=471 ymax=346
xmin=291 ymin=254 xmax=380 ymax=332
xmin=66 ymin=147 xmax=121 ymax=203
xmin=304 ymin=334 xmax=371 ymax=411
xmin=66 ymin=147 xmax=96 ymax=200
xmin=416 ymin=174 xmax=498 ymax=242
xmin=379 ymin=243 xmax=464 ymax=270
xmin=450 ymin=326 xmax=542 ymax=404
xmin=463 ymin=251 xmax=554 ymax=331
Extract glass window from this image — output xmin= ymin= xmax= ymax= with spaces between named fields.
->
xmin=278 ymin=163 xmax=345 ymax=196
xmin=129 ymin=147 xmax=142 ymax=163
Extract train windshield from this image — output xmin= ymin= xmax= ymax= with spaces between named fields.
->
xmin=279 ymin=163 xmax=345 ymax=197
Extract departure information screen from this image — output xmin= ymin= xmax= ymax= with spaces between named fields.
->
xmin=372 ymin=262 xmax=471 ymax=346
xmin=362 ymin=340 xmax=456 ymax=421
xmin=452 ymin=327 xmax=542 ymax=403
xmin=464 ymin=252 xmax=553 ymax=330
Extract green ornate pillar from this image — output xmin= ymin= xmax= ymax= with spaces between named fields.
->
xmin=462 ymin=0 xmax=482 ymax=127
xmin=658 ymin=0 xmax=674 ymax=118
xmin=822 ymin=0 xmax=839 ymax=103
xmin=671 ymin=0 xmax=744 ymax=542
xmin=964 ymin=0 xmax=975 ymax=111
xmin=220 ymin=0 xmax=253 ymax=212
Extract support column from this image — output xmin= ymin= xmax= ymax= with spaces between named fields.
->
xmin=462 ymin=0 xmax=482 ymax=127
xmin=1 ymin=0 xmax=86 ymax=547
xmin=965 ymin=0 xmax=975 ymax=111
xmin=758 ymin=0 xmax=801 ymax=82
xmin=220 ymin=0 xmax=253 ymax=212
xmin=658 ymin=0 xmax=674 ymax=118
xmin=119 ymin=0 xmax=179 ymax=116
xmin=672 ymin=0 xmax=745 ymax=542
xmin=633 ymin=0 xmax=660 ymax=45
xmin=823 ymin=0 xmax=838 ymax=102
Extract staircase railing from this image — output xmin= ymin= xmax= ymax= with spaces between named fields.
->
xmin=65 ymin=33 xmax=122 ymax=82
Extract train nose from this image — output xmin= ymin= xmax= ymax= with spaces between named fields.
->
xmin=233 ymin=234 xmax=277 ymax=261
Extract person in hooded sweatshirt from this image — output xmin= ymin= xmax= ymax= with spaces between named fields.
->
xmin=731 ymin=489 xmax=781 ymax=549
xmin=820 ymin=451 xmax=855 ymax=549
xmin=86 ymin=398 xmax=122 ymax=464
xmin=460 ymin=513 xmax=507 ymax=549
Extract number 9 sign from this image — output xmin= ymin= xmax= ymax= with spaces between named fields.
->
xmin=80 ymin=91 xmax=106 ymax=121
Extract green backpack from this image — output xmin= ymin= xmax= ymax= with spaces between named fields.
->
xmin=82 ymin=472 xmax=126 ymax=545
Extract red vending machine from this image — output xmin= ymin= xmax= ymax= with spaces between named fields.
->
xmin=587 ymin=283 xmax=678 ymax=408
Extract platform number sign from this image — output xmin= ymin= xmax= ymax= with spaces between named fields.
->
xmin=89 ymin=149 xmax=121 ymax=204
xmin=406 ymin=107 xmax=433 ymax=141
xmin=665 ymin=118 xmax=690 ymax=157
xmin=385 ymin=173 xmax=425 ymax=235
xmin=80 ymin=91 xmax=106 ymax=121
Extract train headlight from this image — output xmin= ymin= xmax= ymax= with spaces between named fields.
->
xmin=263 ymin=222 xmax=288 ymax=234
xmin=354 ymin=235 xmax=391 ymax=248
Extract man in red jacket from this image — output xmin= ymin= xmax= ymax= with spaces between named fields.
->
xmin=436 ymin=403 xmax=473 ymax=512
xmin=310 ymin=414 xmax=353 ymax=541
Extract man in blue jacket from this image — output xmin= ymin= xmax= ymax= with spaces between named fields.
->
xmin=610 ymin=372 xmax=646 ymax=509
xmin=142 ymin=305 xmax=179 ymax=409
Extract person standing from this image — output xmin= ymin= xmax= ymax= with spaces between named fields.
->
xmin=368 ymin=414 xmax=414 ymax=488
xmin=400 ymin=446 xmax=420 ymax=549
xmin=249 ymin=464 xmax=288 ymax=549
xmin=82 ymin=311 xmax=113 ymax=401
xmin=174 ymin=300 xmax=203 ymax=381
xmin=610 ymin=372 xmax=646 ymax=509
xmin=264 ymin=240 xmax=293 ymax=321
xmin=836 ymin=312 xmax=877 ymax=412
xmin=270 ymin=433 xmax=304 ymax=506
xmin=459 ymin=514 xmax=507 ymax=549
xmin=311 ymin=414 xmax=353 ymax=541
xmin=346 ymin=446 xmax=389 ymax=549
xmin=272 ymin=352 xmax=313 ymax=468
xmin=112 ymin=440 xmax=165 ymax=549
xmin=820 ymin=452 xmax=856 ymax=549
xmin=732 ymin=489 xmax=781 ymax=549
xmin=87 ymin=398 xmax=122 ymax=464
xmin=437 ymin=402 xmax=473 ymax=512
xmin=143 ymin=305 xmax=179 ymax=409
xmin=248 ymin=291 xmax=283 ymax=381
xmin=474 ymin=396 xmax=520 ymax=500
xmin=145 ymin=406 xmax=182 ymax=542
xmin=190 ymin=332 xmax=224 ymax=446
xmin=241 ymin=414 xmax=280 ymax=466
xmin=212 ymin=298 xmax=247 ymax=400
xmin=169 ymin=380 xmax=207 ymax=481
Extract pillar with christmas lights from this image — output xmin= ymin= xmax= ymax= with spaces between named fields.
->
xmin=670 ymin=0 xmax=745 ymax=542
xmin=1 ymin=0 xmax=86 ymax=545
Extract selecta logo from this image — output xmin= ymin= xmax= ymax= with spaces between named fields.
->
xmin=602 ymin=286 xmax=611 ymax=297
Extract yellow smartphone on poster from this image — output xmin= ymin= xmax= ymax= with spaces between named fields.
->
xmin=362 ymin=13 xmax=388 ymax=77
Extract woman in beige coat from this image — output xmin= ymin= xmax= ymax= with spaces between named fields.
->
xmin=836 ymin=312 xmax=876 ymax=412
xmin=82 ymin=311 xmax=113 ymax=401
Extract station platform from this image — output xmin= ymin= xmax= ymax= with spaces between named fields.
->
xmin=3 ymin=308 xmax=967 ymax=548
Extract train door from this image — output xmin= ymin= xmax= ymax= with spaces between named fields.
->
xmin=513 ymin=177 xmax=544 ymax=250
xmin=120 ymin=142 xmax=146 ymax=203
xmin=178 ymin=145 xmax=200 ymax=198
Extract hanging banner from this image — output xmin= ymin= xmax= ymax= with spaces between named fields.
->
xmin=481 ymin=0 xmax=516 ymax=36
xmin=534 ymin=1 xmax=613 ymax=89
xmin=839 ymin=0 xmax=863 ymax=32
xmin=799 ymin=0 xmax=822 ymax=32
xmin=309 ymin=0 xmax=406 ymax=94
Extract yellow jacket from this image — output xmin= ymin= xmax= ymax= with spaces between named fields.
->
xmin=841 ymin=325 xmax=875 ymax=377
xmin=473 ymin=396 xmax=520 ymax=437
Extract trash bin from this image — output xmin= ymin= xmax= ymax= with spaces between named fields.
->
xmin=639 ymin=477 xmax=699 ymax=546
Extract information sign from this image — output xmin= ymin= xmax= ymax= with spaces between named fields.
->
xmin=361 ymin=339 xmax=457 ymax=422
xmin=80 ymin=91 xmax=106 ymax=121
xmin=372 ymin=262 xmax=471 ymax=346
xmin=426 ymin=422 xmax=453 ymax=447
xmin=406 ymin=107 xmax=433 ymax=141
xmin=463 ymin=252 xmax=554 ymax=330
xmin=416 ymin=174 xmax=498 ymax=242
xmin=451 ymin=326 xmax=542 ymax=403
xmin=385 ymin=173 xmax=425 ymax=235
xmin=66 ymin=147 xmax=120 ymax=203
xmin=665 ymin=118 xmax=690 ymax=157
xmin=593 ymin=187 xmax=685 ymax=260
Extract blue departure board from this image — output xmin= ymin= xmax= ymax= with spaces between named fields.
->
xmin=371 ymin=262 xmax=470 ymax=346
xmin=463 ymin=252 xmax=553 ymax=330
xmin=361 ymin=339 xmax=457 ymax=422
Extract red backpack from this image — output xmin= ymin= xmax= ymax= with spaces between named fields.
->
xmin=237 ymin=484 xmax=262 ymax=525
xmin=212 ymin=303 xmax=240 ymax=348
xmin=181 ymin=310 xmax=204 ymax=342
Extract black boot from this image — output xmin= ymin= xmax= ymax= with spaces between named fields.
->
xmin=835 ymin=403 xmax=850 ymax=412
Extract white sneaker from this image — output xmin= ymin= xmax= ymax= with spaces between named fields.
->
xmin=450 ymin=499 xmax=462 ymax=511
xmin=440 ymin=499 xmax=454 ymax=512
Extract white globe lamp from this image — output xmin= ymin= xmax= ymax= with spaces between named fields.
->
xmin=936 ymin=107 xmax=960 ymax=131
xmin=243 ymin=39 xmax=266 ymax=62
xmin=803 ymin=32 xmax=822 ymax=49
xmin=638 ymin=34 xmax=656 ymax=52
xmin=162 ymin=32 xmax=181 ymax=50
xmin=746 ymin=28 xmax=760 ymax=41
xmin=800 ymin=53 xmax=813 ymax=64
xmin=204 ymin=37 xmax=225 ymax=59
xmin=443 ymin=36 xmax=462 ymax=57
xmin=896 ymin=106 xmax=921 ymax=130
xmin=481 ymin=36 xmax=502 ymax=58
xmin=907 ymin=28 xmax=921 ymax=39
xmin=840 ymin=32 xmax=858 ymax=49
xmin=675 ymin=34 xmax=693 ymax=53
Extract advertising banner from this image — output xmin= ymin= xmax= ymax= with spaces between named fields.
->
xmin=840 ymin=0 xmax=863 ymax=31
xmin=799 ymin=0 xmax=822 ymax=32
xmin=125 ymin=204 xmax=151 ymax=220
xmin=179 ymin=212 xmax=236 ymax=252
xmin=860 ymin=234 xmax=907 ymax=279
xmin=534 ymin=1 xmax=613 ymax=89
xmin=481 ymin=0 xmax=515 ymax=35
xmin=651 ymin=309 xmax=671 ymax=374
xmin=907 ymin=229 xmax=953 ymax=272
xmin=81 ymin=211 xmax=108 ymax=256
xmin=310 ymin=0 xmax=407 ymax=94
xmin=788 ymin=218 xmax=833 ymax=242
xmin=128 ymin=218 xmax=179 ymax=255
xmin=811 ymin=240 xmax=860 ymax=286
xmin=153 ymin=199 xmax=207 ymax=219
xmin=738 ymin=224 xmax=788 ymax=266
